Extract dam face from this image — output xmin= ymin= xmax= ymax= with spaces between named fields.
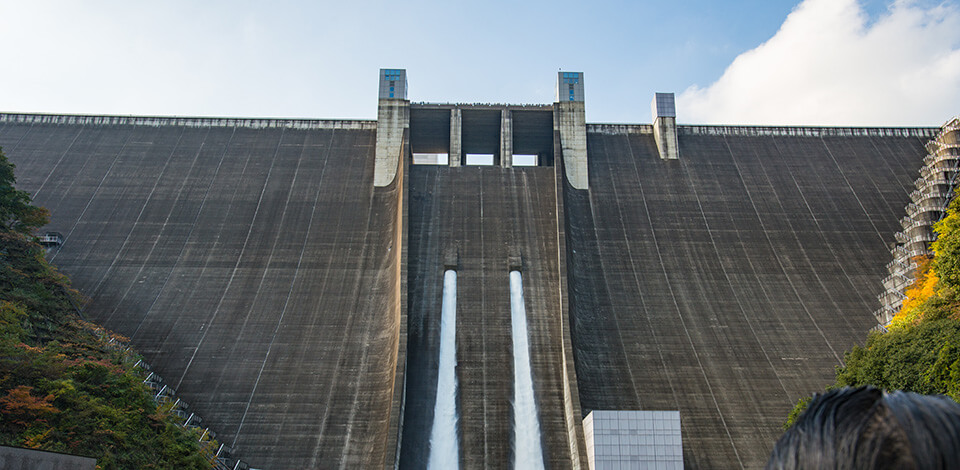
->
xmin=0 ymin=69 xmax=944 ymax=469
xmin=568 ymin=127 xmax=928 ymax=467
xmin=402 ymin=164 xmax=576 ymax=468
xmin=0 ymin=119 xmax=404 ymax=469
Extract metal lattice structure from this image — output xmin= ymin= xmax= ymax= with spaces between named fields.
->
xmin=876 ymin=117 xmax=960 ymax=325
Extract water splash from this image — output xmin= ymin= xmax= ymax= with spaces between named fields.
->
xmin=510 ymin=270 xmax=545 ymax=469
xmin=428 ymin=270 xmax=459 ymax=469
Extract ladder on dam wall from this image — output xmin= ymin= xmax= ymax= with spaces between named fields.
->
xmin=876 ymin=117 xmax=960 ymax=326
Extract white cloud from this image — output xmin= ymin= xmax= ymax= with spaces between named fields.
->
xmin=678 ymin=0 xmax=960 ymax=126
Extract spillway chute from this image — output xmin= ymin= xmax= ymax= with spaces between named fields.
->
xmin=510 ymin=270 xmax=546 ymax=469
xmin=428 ymin=269 xmax=460 ymax=469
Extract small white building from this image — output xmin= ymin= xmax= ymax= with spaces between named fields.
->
xmin=583 ymin=410 xmax=683 ymax=470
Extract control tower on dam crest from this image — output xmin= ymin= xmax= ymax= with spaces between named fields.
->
xmin=0 ymin=68 xmax=947 ymax=469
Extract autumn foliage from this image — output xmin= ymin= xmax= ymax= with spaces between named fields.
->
xmin=785 ymin=191 xmax=960 ymax=427
xmin=0 ymin=147 xmax=214 ymax=468
xmin=1 ymin=385 xmax=58 ymax=428
xmin=889 ymin=256 xmax=940 ymax=328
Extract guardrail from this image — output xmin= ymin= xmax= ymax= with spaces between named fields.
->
xmin=86 ymin=328 xmax=249 ymax=470
xmin=679 ymin=125 xmax=938 ymax=138
xmin=0 ymin=112 xmax=376 ymax=131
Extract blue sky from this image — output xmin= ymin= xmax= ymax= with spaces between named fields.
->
xmin=0 ymin=0 xmax=957 ymax=125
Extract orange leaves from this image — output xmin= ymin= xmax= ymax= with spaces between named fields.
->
xmin=891 ymin=256 xmax=939 ymax=328
xmin=0 ymin=385 xmax=59 ymax=427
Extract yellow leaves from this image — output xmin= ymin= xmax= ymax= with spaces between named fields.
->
xmin=21 ymin=427 xmax=53 ymax=449
xmin=0 ymin=300 xmax=27 ymax=324
xmin=891 ymin=256 xmax=939 ymax=329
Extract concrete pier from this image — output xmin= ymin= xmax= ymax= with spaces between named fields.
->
xmin=556 ymin=72 xmax=588 ymax=189
xmin=375 ymin=69 xmax=409 ymax=186
xmin=652 ymin=92 xmax=679 ymax=160
xmin=500 ymin=109 xmax=513 ymax=168
xmin=449 ymin=108 xmax=462 ymax=167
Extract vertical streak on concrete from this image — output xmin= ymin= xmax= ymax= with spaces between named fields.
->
xmin=450 ymin=108 xmax=462 ymax=168
xmin=557 ymin=102 xmax=588 ymax=189
xmin=501 ymin=109 xmax=513 ymax=168
xmin=376 ymin=99 xmax=410 ymax=187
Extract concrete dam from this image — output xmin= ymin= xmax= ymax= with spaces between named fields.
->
xmin=0 ymin=69 xmax=947 ymax=469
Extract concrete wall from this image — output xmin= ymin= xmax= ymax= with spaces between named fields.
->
xmin=557 ymin=101 xmax=588 ymax=189
xmin=401 ymin=164 xmax=586 ymax=469
xmin=450 ymin=108 xmax=462 ymax=167
xmin=376 ymin=99 xmax=409 ymax=187
xmin=653 ymin=116 xmax=679 ymax=160
xmin=0 ymin=120 xmax=404 ymax=470
xmin=500 ymin=110 xmax=513 ymax=168
xmin=0 ymin=113 xmax=933 ymax=469
xmin=564 ymin=129 xmax=925 ymax=468
xmin=0 ymin=447 xmax=96 ymax=470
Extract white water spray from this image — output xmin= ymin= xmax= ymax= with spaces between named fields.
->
xmin=510 ymin=270 xmax=545 ymax=469
xmin=428 ymin=270 xmax=459 ymax=469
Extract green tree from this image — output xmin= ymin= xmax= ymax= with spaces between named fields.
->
xmin=784 ymin=190 xmax=960 ymax=428
xmin=0 ymin=165 xmax=215 ymax=467
xmin=0 ymin=147 xmax=49 ymax=234
xmin=933 ymin=191 xmax=960 ymax=291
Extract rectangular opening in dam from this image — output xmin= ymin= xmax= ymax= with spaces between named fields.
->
xmin=410 ymin=108 xmax=452 ymax=155
xmin=512 ymin=110 xmax=554 ymax=166
xmin=413 ymin=153 xmax=450 ymax=165
xmin=513 ymin=155 xmax=538 ymax=166
xmin=465 ymin=154 xmax=495 ymax=166
xmin=462 ymin=109 xmax=502 ymax=165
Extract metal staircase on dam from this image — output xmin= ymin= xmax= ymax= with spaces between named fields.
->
xmin=876 ymin=117 xmax=960 ymax=326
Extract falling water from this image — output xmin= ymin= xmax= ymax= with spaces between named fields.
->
xmin=428 ymin=270 xmax=459 ymax=469
xmin=510 ymin=270 xmax=545 ymax=469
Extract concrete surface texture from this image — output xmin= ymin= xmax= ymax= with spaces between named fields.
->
xmin=565 ymin=128 xmax=928 ymax=468
xmin=0 ymin=120 xmax=404 ymax=469
xmin=449 ymin=108 xmax=462 ymax=167
xmin=375 ymin=99 xmax=409 ymax=187
xmin=653 ymin=116 xmax=680 ymax=160
xmin=500 ymin=110 xmax=513 ymax=167
xmin=401 ymin=164 xmax=585 ymax=469
xmin=652 ymin=93 xmax=680 ymax=160
xmin=557 ymin=101 xmax=589 ymax=189
xmin=0 ymin=111 xmax=936 ymax=469
xmin=0 ymin=446 xmax=97 ymax=470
